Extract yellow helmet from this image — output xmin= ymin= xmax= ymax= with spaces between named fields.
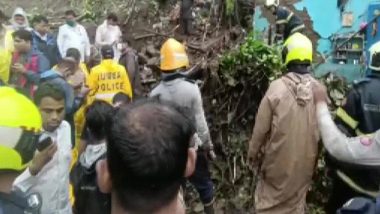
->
xmin=369 ymin=41 xmax=380 ymax=71
xmin=283 ymin=33 xmax=313 ymax=66
xmin=0 ymin=87 xmax=42 ymax=171
xmin=160 ymin=38 xmax=190 ymax=72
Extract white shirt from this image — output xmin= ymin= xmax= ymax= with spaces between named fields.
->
xmin=34 ymin=30 xmax=48 ymax=42
xmin=57 ymin=23 xmax=91 ymax=62
xmin=95 ymin=21 xmax=122 ymax=60
xmin=13 ymin=121 xmax=73 ymax=214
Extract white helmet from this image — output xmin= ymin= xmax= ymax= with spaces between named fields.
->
xmin=265 ymin=0 xmax=279 ymax=8
xmin=369 ymin=41 xmax=380 ymax=71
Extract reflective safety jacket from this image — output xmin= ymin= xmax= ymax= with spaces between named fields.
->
xmin=336 ymin=75 xmax=380 ymax=136
xmin=88 ymin=59 xmax=132 ymax=104
xmin=331 ymin=74 xmax=380 ymax=197
xmin=318 ymin=102 xmax=380 ymax=197
xmin=0 ymin=26 xmax=13 ymax=83
xmin=275 ymin=7 xmax=305 ymax=42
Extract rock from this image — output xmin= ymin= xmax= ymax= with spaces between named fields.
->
xmin=138 ymin=53 xmax=149 ymax=64
xmin=152 ymin=22 xmax=163 ymax=31
xmin=146 ymin=44 xmax=159 ymax=57
xmin=140 ymin=46 xmax=147 ymax=55
xmin=140 ymin=66 xmax=156 ymax=84
xmin=169 ymin=3 xmax=180 ymax=21
xmin=147 ymin=57 xmax=159 ymax=66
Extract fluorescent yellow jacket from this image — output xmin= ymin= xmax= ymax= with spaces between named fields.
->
xmin=0 ymin=28 xmax=14 ymax=83
xmin=88 ymin=59 xmax=133 ymax=104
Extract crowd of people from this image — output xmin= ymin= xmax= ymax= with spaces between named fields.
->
xmin=1 ymin=3 xmax=380 ymax=214
xmin=0 ymin=6 xmax=216 ymax=214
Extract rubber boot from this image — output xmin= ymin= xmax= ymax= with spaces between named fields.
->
xmin=203 ymin=202 xmax=215 ymax=214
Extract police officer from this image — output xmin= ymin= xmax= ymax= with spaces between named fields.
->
xmin=265 ymin=0 xmax=305 ymax=43
xmin=323 ymin=41 xmax=380 ymax=213
xmin=0 ymin=87 xmax=57 ymax=213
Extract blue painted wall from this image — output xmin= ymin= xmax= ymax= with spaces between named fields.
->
xmin=254 ymin=0 xmax=374 ymax=55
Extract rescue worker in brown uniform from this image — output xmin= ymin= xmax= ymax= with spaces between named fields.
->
xmin=248 ymin=33 xmax=319 ymax=214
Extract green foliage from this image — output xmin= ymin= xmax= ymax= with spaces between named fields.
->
xmin=195 ymin=33 xmax=285 ymax=212
xmin=220 ymin=33 xmax=284 ymax=87
xmin=200 ymin=34 xmax=350 ymax=213
xmin=225 ymin=0 xmax=235 ymax=16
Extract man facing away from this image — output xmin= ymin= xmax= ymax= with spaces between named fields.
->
xmin=264 ymin=0 xmax=305 ymax=43
xmin=150 ymin=38 xmax=216 ymax=214
xmin=71 ymin=100 xmax=113 ymax=214
xmin=96 ymin=99 xmax=197 ymax=214
xmin=88 ymin=45 xmax=133 ymax=104
xmin=313 ymin=82 xmax=380 ymax=214
xmin=325 ymin=40 xmax=380 ymax=213
xmin=248 ymin=33 xmax=319 ymax=214
xmin=14 ymin=83 xmax=73 ymax=214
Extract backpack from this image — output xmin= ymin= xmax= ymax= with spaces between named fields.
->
xmin=337 ymin=197 xmax=380 ymax=214
xmin=70 ymin=154 xmax=110 ymax=214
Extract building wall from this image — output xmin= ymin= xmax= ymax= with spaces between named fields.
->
xmin=254 ymin=0 xmax=371 ymax=56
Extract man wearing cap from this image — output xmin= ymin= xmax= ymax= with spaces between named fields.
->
xmin=88 ymin=45 xmax=133 ymax=104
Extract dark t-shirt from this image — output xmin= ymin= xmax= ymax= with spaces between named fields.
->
xmin=0 ymin=191 xmax=41 ymax=214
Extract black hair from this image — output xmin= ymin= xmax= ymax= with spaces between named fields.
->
xmin=101 ymin=45 xmax=114 ymax=59
xmin=85 ymin=100 xmax=114 ymax=142
xmin=107 ymin=13 xmax=118 ymax=22
xmin=66 ymin=48 xmax=81 ymax=62
xmin=32 ymin=15 xmax=48 ymax=26
xmin=65 ymin=10 xmax=77 ymax=17
xmin=34 ymin=82 xmax=65 ymax=106
xmin=112 ymin=92 xmax=131 ymax=105
xmin=12 ymin=30 xmax=33 ymax=42
xmin=106 ymin=98 xmax=195 ymax=213
xmin=56 ymin=57 xmax=77 ymax=71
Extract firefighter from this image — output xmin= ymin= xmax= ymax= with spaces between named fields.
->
xmin=248 ymin=33 xmax=319 ymax=214
xmin=265 ymin=0 xmax=305 ymax=43
xmin=313 ymin=82 xmax=380 ymax=214
xmin=326 ymin=41 xmax=380 ymax=213
xmin=0 ymin=87 xmax=56 ymax=213
xmin=149 ymin=38 xmax=216 ymax=214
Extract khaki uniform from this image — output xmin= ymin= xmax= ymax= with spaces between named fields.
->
xmin=248 ymin=72 xmax=320 ymax=214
